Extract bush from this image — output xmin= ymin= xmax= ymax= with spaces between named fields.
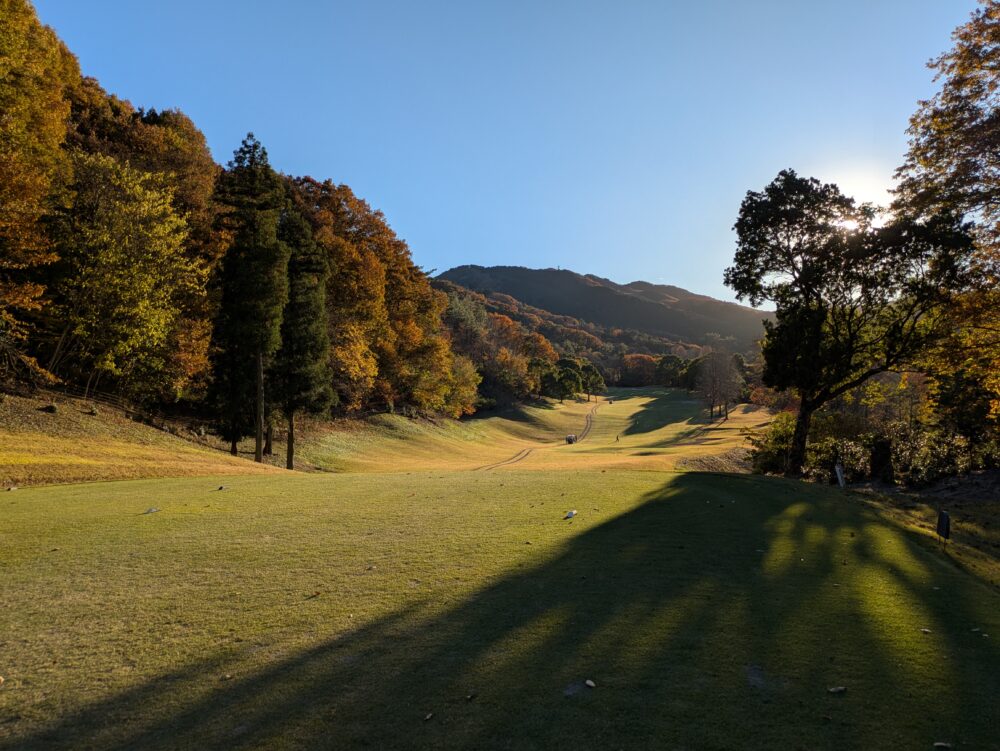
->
xmin=887 ymin=422 xmax=972 ymax=487
xmin=745 ymin=412 xmax=796 ymax=474
xmin=803 ymin=437 xmax=871 ymax=484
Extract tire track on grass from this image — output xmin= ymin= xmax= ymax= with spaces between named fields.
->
xmin=473 ymin=401 xmax=601 ymax=471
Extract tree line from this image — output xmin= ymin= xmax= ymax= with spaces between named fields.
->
xmin=0 ymin=1 xmax=627 ymax=465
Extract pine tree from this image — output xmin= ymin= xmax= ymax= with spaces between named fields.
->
xmin=272 ymin=203 xmax=334 ymax=469
xmin=209 ymin=134 xmax=289 ymax=459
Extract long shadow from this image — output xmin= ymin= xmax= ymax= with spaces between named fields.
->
xmin=619 ymin=388 xmax=712 ymax=438
xmin=6 ymin=475 xmax=999 ymax=750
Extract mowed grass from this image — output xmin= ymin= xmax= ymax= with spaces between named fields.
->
xmin=2 ymin=469 xmax=1000 ymax=749
xmin=1 ymin=387 xmax=761 ymax=485
xmin=289 ymin=387 xmax=765 ymax=474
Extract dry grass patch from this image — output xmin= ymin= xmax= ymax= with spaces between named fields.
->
xmin=0 ymin=393 xmax=276 ymax=487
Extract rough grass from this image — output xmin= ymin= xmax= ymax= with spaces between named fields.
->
xmin=1 ymin=471 xmax=998 ymax=750
xmin=861 ymin=489 xmax=1000 ymax=590
xmin=0 ymin=393 xmax=277 ymax=487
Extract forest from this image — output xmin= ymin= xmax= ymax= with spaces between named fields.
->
xmin=1 ymin=0 xmax=998 ymax=485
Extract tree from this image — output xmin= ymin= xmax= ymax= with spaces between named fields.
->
xmin=895 ymin=3 xmax=1000 ymax=429
xmin=0 ymin=0 xmax=79 ymax=382
xmin=693 ymin=350 xmax=743 ymax=419
xmin=210 ymin=135 xmax=289 ymax=459
xmin=580 ymin=362 xmax=605 ymax=400
xmin=896 ymin=1 xmax=1000 ymax=254
xmin=271 ymin=204 xmax=334 ymax=469
xmin=655 ymin=354 xmax=686 ymax=387
xmin=725 ymin=169 xmax=974 ymax=473
xmin=620 ymin=353 xmax=657 ymax=386
xmin=46 ymin=152 xmax=198 ymax=393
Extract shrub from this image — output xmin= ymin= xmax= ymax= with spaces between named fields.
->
xmin=745 ymin=412 xmax=796 ymax=474
xmin=803 ymin=437 xmax=871 ymax=484
xmin=887 ymin=422 xmax=972 ymax=487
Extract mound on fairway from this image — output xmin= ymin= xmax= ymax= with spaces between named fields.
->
xmin=1 ymin=469 xmax=998 ymax=750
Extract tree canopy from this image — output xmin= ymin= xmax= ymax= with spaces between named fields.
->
xmin=726 ymin=170 xmax=974 ymax=472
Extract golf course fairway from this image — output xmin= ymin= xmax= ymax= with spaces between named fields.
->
xmin=1 ymin=389 xmax=998 ymax=750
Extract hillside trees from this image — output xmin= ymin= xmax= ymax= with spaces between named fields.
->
xmin=726 ymin=170 xmax=975 ymax=473
xmin=0 ymin=0 xmax=78 ymax=381
xmin=619 ymin=353 xmax=658 ymax=387
xmin=896 ymin=1 xmax=1000 ymax=428
xmin=45 ymin=152 xmax=198 ymax=395
xmin=271 ymin=205 xmax=334 ymax=469
xmin=209 ymin=135 xmax=289 ymax=460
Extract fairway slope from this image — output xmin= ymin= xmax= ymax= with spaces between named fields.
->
xmin=296 ymin=388 xmax=766 ymax=474
xmin=0 ymin=392 xmax=278 ymax=487
xmin=2 ymin=471 xmax=998 ymax=750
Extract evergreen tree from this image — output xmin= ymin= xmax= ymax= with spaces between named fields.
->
xmin=209 ymin=134 xmax=289 ymax=459
xmin=272 ymin=204 xmax=334 ymax=469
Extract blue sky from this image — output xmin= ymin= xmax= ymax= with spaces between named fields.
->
xmin=34 ymin=0 xmax=975 ymax=303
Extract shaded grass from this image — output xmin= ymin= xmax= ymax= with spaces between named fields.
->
xmin=1 ymin=471 xmax=998 ymax=749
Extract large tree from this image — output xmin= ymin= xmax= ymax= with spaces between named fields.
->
xmin=271 ymin=204 xmax=334 ymax=469
xmin=210 ymin=135 xmax=289 ymax=459
xmin=725 ymin=170 xmax=974 ymax=473
xmin=0 ymin=0 xmax=78 ymax=382
xmin=896 ymin=1 xmax=1000 ymax=426
xmin=46 ymin=152 xmax=198 ymax=394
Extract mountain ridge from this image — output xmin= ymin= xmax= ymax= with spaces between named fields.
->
xmin=436 ymin=265 xmax=769 ymax=349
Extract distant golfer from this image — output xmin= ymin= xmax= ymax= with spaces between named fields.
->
xmin=616 ymin=434 xmax=620 ymax=442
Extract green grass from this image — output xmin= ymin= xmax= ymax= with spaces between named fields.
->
xmin=2 ymin=473 xmax=999 ymax=749
xmin=1 ymin=389 xmax=998 ymax=749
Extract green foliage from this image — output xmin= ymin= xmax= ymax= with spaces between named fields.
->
xmin=726 ymin=169 xmax=975 ymax=472
xmin=209 ymin=135 xmax=289 ymax=447
xmin=48 ymin=152 xmax=197 ymax=387
xmin=580 ymin=362 xmax=605 ymax=397
xmin=272 ymin=205 xmax=335 ymax=416
xmin=746 ymin=412 xmax=797 ymax=474
xmin=886 ymin=423 xmax=972 ymax=487
xmin=802 ymin=437 xmax=871 ymax=485
xmin=655 ymin=354 xmax=686 ymax=386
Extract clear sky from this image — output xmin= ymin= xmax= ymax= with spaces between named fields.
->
xmin=33 ymin=0 xmax=975 ymax=303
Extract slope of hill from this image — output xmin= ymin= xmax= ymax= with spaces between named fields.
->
xmin=438 ymin=265 xmax=769 ymax=349
xmin=0 ymin=392 xmax=279 ymax=487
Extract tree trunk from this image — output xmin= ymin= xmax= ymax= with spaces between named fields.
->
xmin=47 ymin=324 xmax=71 ymax=374
xmin=788 ymin=402 xmax=814 ymax=475
xmin=230 ymin=437 xmax=238 ymax=456
xmin=723 ymin=401 xmax=729 ymax=420
xmin=286 ymin=411 xmax=295 ymax=470
xmin=255 ymin=350 xmax=264 ymax=463
xmin=264 ymin=422 xmax=273 ymax=456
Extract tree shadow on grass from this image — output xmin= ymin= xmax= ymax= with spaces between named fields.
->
xmin=6 ymin=475 xmax=1000 ymax=750
xmin=618 ymin=390 xmax=711 ymax=438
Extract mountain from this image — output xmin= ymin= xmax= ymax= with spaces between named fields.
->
xmin=436 ymin=266 xmax=769 ymax=350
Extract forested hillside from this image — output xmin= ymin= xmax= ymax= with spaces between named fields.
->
xmin=437 ymin=265 xmax=769 ymax=349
